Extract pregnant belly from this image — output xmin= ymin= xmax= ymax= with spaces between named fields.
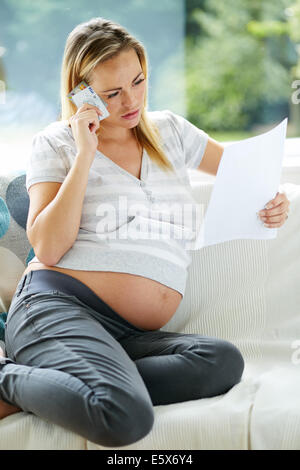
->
xmin=22 ymin=263 xmax=183 ymax=330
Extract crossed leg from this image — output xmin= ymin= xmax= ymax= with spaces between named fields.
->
xmin=120 ymin=330 xmax=245 ymax=406
xmin=1 ymin=292 xmax=154 ymax=447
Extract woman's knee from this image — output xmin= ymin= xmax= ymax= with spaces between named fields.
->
xmin=213 ymin=338 xmax=245 ymax=391
xmin=85 ymin=388 xmax=155 ymax=447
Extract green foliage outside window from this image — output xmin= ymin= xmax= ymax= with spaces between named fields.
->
xmin=185 ymin=0 xmax=300 ymax=138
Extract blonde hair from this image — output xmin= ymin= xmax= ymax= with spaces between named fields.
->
xmin=59 ymin=17 xmax=174 ymax=173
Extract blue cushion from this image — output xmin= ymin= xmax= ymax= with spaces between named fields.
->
xmin=0 ymin=170 xmax=36 ymax=342
xmin=0 ymin=171 xmax=35 ymax=265
xmin=0 ymin=313 xmax=7 ymax=341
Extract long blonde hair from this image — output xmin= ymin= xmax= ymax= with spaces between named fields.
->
xmin=59 ymin=17 xmax=174 ymax=173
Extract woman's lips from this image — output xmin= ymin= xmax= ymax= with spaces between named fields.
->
xmin=121 ymin=109 xmax=139 ymax=120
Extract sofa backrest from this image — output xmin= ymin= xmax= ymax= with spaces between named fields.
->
xmin=162 ymin=181 xmax=300 ymax=365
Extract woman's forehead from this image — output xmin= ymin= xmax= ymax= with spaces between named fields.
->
xmin=90 ymin=50 xmax=143 ymax=91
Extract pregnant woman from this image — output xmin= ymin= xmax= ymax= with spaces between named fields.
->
xmin=0 ymin=17 xmax=289 ymax=447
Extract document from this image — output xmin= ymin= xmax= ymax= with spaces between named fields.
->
xmin=193 ymin=118 xmax=288 ymax=249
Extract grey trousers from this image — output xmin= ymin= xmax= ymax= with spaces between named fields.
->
xmin=1 ymin=270 xmax=244 ymax=447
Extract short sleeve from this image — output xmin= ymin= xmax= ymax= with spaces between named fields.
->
xmin=26 ymin=132 xmax=68 ymax=193
xmin=165 ymin=110 xmax=209 ymax=169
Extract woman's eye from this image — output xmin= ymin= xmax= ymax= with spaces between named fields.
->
xmin=107 ymin=79 xmax=145 ymax=99
xmin=135 ymin=78 xmax=145 ymax=86
xmin=107 ymin=91 xmax=119 ymax=99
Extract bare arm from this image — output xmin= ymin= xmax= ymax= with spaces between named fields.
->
xmin=27 ymin=103 xmax=103 ymax=265
xmin=196 ymin=137 xmax=225 ymax=176
xmin=27 ymin=154 xmax=92 ymax=265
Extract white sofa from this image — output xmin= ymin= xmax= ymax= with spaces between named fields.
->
xmin=0 ymin=164 xmax=300 ymax=450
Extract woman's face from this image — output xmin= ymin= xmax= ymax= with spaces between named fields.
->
xmin=89 ymin=48 xmax=146 ymax=133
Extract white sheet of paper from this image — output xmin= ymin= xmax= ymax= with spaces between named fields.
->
xmin=193 ymin=118 xmax=288 ymax=249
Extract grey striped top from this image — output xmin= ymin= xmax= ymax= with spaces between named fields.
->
xmin=26 ymin=109 xmax=209 ymax=296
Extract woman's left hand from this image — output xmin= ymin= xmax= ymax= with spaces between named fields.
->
xmin=258 ymin=192 xmax=290 ymax=228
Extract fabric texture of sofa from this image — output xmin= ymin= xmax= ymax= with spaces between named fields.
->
xmin=0 ymin=164 xmax=300 ymax=450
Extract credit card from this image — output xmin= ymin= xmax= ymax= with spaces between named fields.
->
xmin=67 ymin=80 xmax=110 ymax=121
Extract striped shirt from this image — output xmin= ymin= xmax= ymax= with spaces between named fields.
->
xmin=26 ymin=109 xmax=209 ymax=296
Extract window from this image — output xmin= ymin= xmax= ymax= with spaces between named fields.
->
xmin=0 ymin=0 xmax=185 ymax=171
xmin=185 ymin=0 xmax=300 ymax=142
xmin=1 ymin=0 xmax=299 ymax=176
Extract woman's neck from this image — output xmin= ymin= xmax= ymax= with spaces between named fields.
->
xmin=98 ymin=124 xmax=135 ymax=145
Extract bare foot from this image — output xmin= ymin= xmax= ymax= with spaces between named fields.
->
xmin=0 ymin=346 xmax=21 ymax=418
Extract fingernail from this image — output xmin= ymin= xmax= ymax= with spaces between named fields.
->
xmin=265 ymin=203 xmax=273 ymax=209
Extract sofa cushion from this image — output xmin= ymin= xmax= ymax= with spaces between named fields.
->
xmin=0 ymin=375 xmax=256 ymax=450
xmin=0 ymin=412 xmax=86 ymax=450
xmin=250 ymin=366 xmax=300 ymax=450
xmin=0 ymin=170 xmax=34 ymax=316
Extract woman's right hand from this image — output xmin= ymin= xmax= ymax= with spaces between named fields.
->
xmin=68 ymin=103 xmax=103 ymax=163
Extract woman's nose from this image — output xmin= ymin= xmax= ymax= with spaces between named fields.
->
xmin=121 ymin=91 xmax=136 ymax=108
